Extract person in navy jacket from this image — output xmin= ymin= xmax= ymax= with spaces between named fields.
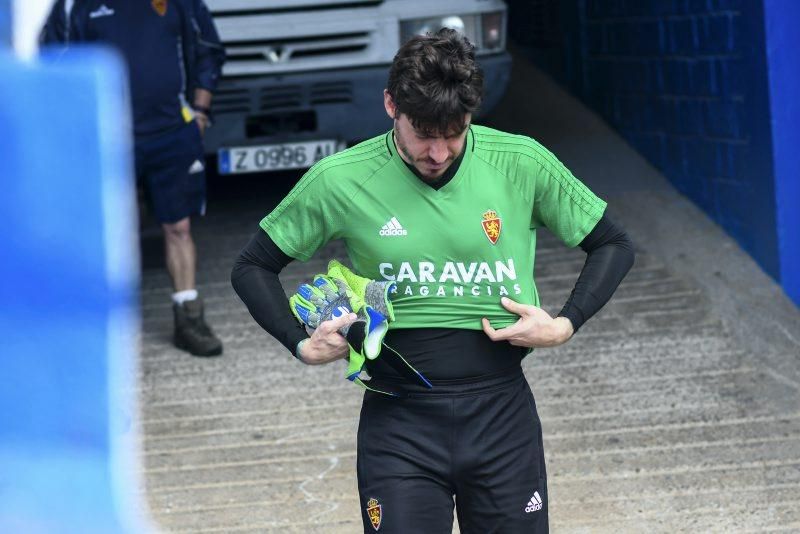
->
xmin=43 ymin=0 xmax=227 ymax=357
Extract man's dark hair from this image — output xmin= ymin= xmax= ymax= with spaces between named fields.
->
xmin=387 ymin=28 xmax=484 ymax=135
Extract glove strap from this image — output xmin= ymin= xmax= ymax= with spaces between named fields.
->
xmin=353 ymin=377 xmax=404 ymax=397
xmin=345 ymin=348 xmax=366 ymax=381
xmin=345 ymin=349 xmax=403 ymax=397
xmin=380 ymin=342 xmax=433 ymax=389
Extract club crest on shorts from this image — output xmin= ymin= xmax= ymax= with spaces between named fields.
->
xmin=152 ymin=0 xmax=168 ymax=16
xmin=366 ymin=497 xmax=382 ymax=530
xmin=481 ymin=209 xmax=501 ymax=245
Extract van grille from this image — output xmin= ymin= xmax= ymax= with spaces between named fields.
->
xmin=208 ymin=0 xmax=384 ymax=77
xmin=261 ymin=86 xmax=303 ymax=110
xmin=213 ymin=87 xmax=251 ymax=115
xmin=221 ymin=32 xmax=371 ymax=74
xmin=214 ymin=82 xmax=354 ymax=116
xmin=310 ymin=81 xmax=352 ymax=105
xmin=210 ymin=1 xmax=382 ymax=17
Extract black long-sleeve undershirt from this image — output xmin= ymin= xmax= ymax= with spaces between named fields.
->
xmin=558 ymin=215 xmax=635 ymax=334
xmin=231 ymin=230 xmax=309 ymax=357
xmin=231 ymin=214 xmax=635 ymax=380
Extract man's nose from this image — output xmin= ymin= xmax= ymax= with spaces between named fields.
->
xmin=428 ymin=139 xmax=449 ymax=163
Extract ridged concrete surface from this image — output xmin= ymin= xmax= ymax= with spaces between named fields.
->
xmin=137 ymin=53 xmax=800 ymax=533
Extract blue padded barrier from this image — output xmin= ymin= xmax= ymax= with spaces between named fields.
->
xmin=0 ymin=45 xmax=151 ymax=533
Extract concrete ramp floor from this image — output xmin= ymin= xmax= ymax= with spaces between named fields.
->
xmin=137 ymin=53 xmax=800 ymax=532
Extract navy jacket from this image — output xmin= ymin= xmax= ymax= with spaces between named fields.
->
xmin=42 ymin=0 xmax=225 ymax=139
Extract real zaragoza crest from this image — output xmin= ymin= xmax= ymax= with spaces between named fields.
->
xmin=152 ymin=0 xmax=168 ymax=16
xmin=481 ymin=209 xmax=501 ymax=245
xmin=366 ymin=497 xmax=382 ymax=530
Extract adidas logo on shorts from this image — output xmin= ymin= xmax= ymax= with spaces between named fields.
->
xmin=525 ymin=491 xmax=543 ymax=513
xmin=379 ymin=217 xmax=407 ymax=237
xmin=188 ymin=159 xmax=205 ymax=174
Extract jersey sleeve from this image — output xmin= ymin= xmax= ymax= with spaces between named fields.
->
xmin=522 ymin=143 xmax=607 ymax=247
xmin=259 ymin=166 xmax=346 ymax=261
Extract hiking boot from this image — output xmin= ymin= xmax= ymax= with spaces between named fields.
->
xmin=173 ymin=297 xmax=223 ymax=357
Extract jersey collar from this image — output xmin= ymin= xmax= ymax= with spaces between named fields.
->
xmin=385 ymin=126 xmax=475 ymax=195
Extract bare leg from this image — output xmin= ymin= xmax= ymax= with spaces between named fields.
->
xmin=163 ymin=216 xmax=196 ymax=292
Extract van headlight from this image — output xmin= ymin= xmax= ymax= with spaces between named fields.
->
xmin=399 ymin=12 xmax=505 ymax=54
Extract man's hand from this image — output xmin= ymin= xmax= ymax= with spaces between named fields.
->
xmin=193 ymin=88 xmax=213 ymax=137
xmin=482 ymin=297 xmax=574 ymax=348
xmin=194 ymin=112 xmax=210 ymax=136
xmin=298 ymin=312 xmax=358 ymax=365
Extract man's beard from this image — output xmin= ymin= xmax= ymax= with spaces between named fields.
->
xmin=395 ymin=129 xmax=453 ymax=181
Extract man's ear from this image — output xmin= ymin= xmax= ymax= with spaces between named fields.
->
xmin=383 ymin=89 xmax=398 ymax=120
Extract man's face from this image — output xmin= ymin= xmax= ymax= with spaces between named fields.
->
xmin=384 ymin=91 xmax=470 ymax=181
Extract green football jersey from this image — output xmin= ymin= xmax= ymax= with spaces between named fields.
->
xmin=262 ymin=125 xmax=606 ymax=330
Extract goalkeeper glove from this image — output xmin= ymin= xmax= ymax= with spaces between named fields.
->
xmin=289 ymin=274 xmax=397 ymax=394
xmin=328 ymin=259 xmax=396 ymax=321
xmin=327 ymin=260 xmax=431 ymax=390
xmin=289 ymin=268 xmax=432 ymax=394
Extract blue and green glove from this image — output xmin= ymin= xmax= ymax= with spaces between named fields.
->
xmin=327 ymin=260 xmax=432 ymax=390
xmin=327 ymin=259 xmax=396 ymax=321
xmin=289 ymin=264 xmax=431 ymax=395
xmin=289 ymin=274 xmax=380 ymax=380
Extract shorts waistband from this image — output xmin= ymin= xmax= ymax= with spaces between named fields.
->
xmin=366 ymin=365 xmax=524 ymax=398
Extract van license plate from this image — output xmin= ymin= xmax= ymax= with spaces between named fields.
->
xmin=218 ymin=140 xmax=338 ymax=174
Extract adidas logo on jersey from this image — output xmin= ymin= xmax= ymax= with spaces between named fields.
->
xmin=379 ymin=217 xmax=407 ymax=237
xmin=525 ymin=491 xmax=543 ymax=513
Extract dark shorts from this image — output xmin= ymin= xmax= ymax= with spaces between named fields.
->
xmin=357 ymin=367 xmax=548 ymax=533
xmin=135 ymin=121 xmax=206 ymax=224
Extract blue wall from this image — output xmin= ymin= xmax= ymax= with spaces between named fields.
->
xmin=516 ymin=0 xmax=799 ymax=305
xmin=763 ymin=0 xmax=800 ymax=307
xmin=580 ymin=0 xmax=780 ymax=279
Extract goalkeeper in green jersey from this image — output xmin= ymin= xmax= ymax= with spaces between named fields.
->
xmin=232 ymin=28 xmax=634 ymax=533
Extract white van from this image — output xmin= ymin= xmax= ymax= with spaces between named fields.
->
xmin=204 ymin=0 xmax=510 ymax=175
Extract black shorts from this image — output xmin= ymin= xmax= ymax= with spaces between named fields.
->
xmin=357 ymin=367 xmax=548 ymax=533
xmin=135 ymin=121 xmax=206 ymax=224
